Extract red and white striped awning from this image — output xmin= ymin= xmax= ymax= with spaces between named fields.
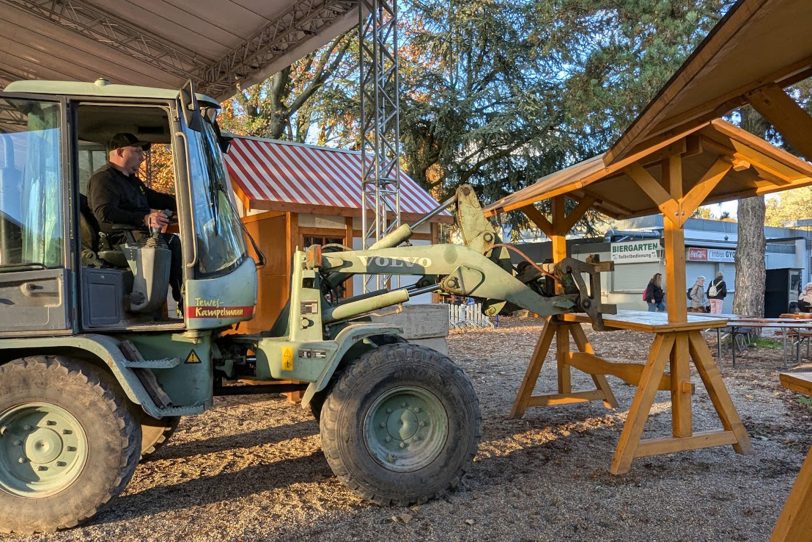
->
xmin=225 ymin=137 xmax=449 ymax=221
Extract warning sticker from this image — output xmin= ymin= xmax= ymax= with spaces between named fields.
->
xmin=282 ymin=347 xmax=294 ymax=371
xmin=185 ymin=350 xmax=201 ymax=364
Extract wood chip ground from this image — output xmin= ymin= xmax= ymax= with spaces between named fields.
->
xmin=9 ymin=318 xmax=811 ymax=542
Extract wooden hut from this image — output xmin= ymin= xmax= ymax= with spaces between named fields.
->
xmin=224 ymin=137 xmax=451 ymax=333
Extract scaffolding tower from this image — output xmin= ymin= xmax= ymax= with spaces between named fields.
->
xmin=358 ymin=0 xmax=401 ymax=291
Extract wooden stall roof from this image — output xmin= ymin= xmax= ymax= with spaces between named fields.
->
xmin=226 ymin=136 xmax=453 ymax=224
xmin=484 ymin=119 xmax=812 ymax=219
xmin=606 ymin=0 xmax=812 ymax=165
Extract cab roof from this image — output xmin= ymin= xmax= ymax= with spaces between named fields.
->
xmin=3 ymin=79 xmax=220 ymax=107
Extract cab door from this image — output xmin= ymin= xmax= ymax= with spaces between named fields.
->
xmin=0 ymin=94 xmax=71 ymax=335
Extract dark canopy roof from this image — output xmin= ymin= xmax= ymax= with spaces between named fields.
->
xmin=0 ymin=0 xmax=358 ymax=101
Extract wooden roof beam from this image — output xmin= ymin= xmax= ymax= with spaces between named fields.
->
xmin=746 ymin=84 xmax=812 ymax=161
xmin=569 ymin=190 xmax=633 ymax=218
xmin=560 ymin=195 xmax=596 ymax=233
xmin=751 ymin=165 xmax=793 ymax=186
xmin=701 ymin=134 xmax=797 ymax=186
xmin=521 ymin=204 xmax=554 ymax=237
xmin=625 ymin=164 xmax=681 ymax=225
xmin=592 ymin=199 xmax=635 ymax=218
xmin=731 ymin=148 xmax=796 ymax=186
xmin=679 ymin=158 xmax=732 ymax=227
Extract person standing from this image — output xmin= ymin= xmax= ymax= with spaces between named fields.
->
xmin=706 ymin=272 xmax=727 ymax=314
xmin=644 ymin=273 xmax=666 ymax=312
xmin=689 ymin=276 xmax=707 ymax=312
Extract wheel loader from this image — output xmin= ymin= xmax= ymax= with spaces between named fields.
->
xmin=0 ymin=79 xmax=615 ymax=533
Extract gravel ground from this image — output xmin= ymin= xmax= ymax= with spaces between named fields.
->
xmin=6 ymin=318 xmax=811 ymax=542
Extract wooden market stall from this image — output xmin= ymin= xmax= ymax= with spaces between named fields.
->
xmin=224 ymin=137 xmax=451 ymax=333
xmin=483 ymin=0 xmax=812 ymax=480
xmin=485 ymin=119 xmax=812 ymax=474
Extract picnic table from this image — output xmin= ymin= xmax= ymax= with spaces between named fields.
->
xmin=770 ymin=372 xmax=812 ymax=541
xmin=691 ymin=313 xmax=812 ymax=366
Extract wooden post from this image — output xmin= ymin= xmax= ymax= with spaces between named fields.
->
xmin=662 ymin=153 xmax=688 ymax=324
xmin=511 ymin=318 xmax=557 ymax=418
xmin=556 ymin=326 xmax=571 ymax=394
xmin=550 ymin=196 xmax=568 ymax=264
xmin=670 ymin=332 xmax=692 ymax=437
xmin=512 ymin=196 xmax=618 ymax=416
xmin=611 ymin=334 xmax=674 ymax=474
xmin=771 ymin=372 xmax=812 ymax=541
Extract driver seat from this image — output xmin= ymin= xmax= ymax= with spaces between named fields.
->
xmin=78 ymin=194 xmax=128 ymax=268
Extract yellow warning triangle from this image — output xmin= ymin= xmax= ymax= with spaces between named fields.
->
xmin=185 ymin=350 xmax=201 ymax=364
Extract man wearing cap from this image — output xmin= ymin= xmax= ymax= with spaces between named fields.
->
xmin=88 ymin=132 xmax=182 ymax=303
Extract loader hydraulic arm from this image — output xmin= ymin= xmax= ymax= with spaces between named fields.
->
xmin=312 ymin=184 xmax=616 ymax=329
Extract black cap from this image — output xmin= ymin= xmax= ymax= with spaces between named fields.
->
xmin=108 ymin=133 xmax=151 ymax=152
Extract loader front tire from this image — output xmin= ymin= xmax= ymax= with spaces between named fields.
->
xmin=0 ymin=356 xmax=141 ymax=534
xmin=320 ymin=344 xmax=480 ymax=505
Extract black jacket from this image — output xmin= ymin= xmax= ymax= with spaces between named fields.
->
xmin=645 ymin=282 xmax=664 ymax=303
xmin=88 ymin=164 xmax=176 ymax=236
xmin=707 ymin=278 xmax=727 ymax=300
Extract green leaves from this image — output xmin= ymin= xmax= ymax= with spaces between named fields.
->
xmin=221 ymin=0 xmax=733 ymax=233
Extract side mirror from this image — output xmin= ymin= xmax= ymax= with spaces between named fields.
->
xmin=179 ymin=80 xmax=203 ymax=132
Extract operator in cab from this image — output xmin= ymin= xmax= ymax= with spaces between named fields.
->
xmin=88 ymin=132 xmax=182 ymax=304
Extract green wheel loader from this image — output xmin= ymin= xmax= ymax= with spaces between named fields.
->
xmin=0 ymin=79 xmax=614 ymax=533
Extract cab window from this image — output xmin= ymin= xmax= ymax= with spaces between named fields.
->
xmin=0 ymin=98 xmax=62 ymax=269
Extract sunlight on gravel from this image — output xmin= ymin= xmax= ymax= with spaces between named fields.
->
xmin=8 ymin=317 xmax=810 ymax=542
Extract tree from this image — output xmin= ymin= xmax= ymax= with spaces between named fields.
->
xmin=220 ymin=31 xmax=356 ymax=142
xmin=765 ymin=187 xmax=812 ymax=227
xmin=732 ymin=106 xmax=771 ymax=317
xmin=398 ymin=0 xmax=730 ymax=232
xmin=733 ymin=196 xmax=766 ymax=317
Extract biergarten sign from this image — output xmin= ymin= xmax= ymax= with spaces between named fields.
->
xmin=686 ymin=247 xmax=735 ymax=262
xmin=610 ymin=240 xmax=660 ymax=263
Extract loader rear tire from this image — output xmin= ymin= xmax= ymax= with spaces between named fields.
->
xmin=0 ymin=356 xmax=140 ymax=534
xmin=320 ymin=344 xmax=480 ymax=505
xmin=138 ymin=414 xmax=180 ymax=460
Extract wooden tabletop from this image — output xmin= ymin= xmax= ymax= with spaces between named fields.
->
xmin=779 ymin=372 xmax=812 ymax=397
xmin=561 ymin=310 xmax=727 ymax=332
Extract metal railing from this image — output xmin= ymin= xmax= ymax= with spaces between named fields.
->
xmin=447 ymin=302 xmax=494 ymax=330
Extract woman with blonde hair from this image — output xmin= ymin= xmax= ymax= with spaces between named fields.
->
xmin=688 ymin=276 xmax=708 ymax=312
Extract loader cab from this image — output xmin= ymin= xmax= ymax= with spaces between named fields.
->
xmin=0 ymin=80 xmax=257 ymax=337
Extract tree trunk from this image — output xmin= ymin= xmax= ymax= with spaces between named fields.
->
xmin=733 ymin=196 xmax=766 ymax=316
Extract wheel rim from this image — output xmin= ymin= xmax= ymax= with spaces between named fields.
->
xmin=0 ymin=402 xmax=88 ymax=497
xmin=363 ymin=386 xmax=449 ymax=472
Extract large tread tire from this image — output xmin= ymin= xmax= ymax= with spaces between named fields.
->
xmin=309 ymin=335 xmax=405 ymax=422
xmin=0 ymin=356 xmax=141 ymax=534
xmin=320 ymin=344 xmax=481 ymax=506
xmin=138 ymin=414 xmax=180 ymax=460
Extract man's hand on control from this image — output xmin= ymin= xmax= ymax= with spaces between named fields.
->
xmin=144 ymin=209 xmax=170 ymax=229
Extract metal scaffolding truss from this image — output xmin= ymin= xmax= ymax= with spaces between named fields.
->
xmin=359 ymin=0 xmax=401 ymax=290
xmin=199 ymin=0 xmax=357 ymax=98
xmin=5 ymin=0 xmax=207 ymax=79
